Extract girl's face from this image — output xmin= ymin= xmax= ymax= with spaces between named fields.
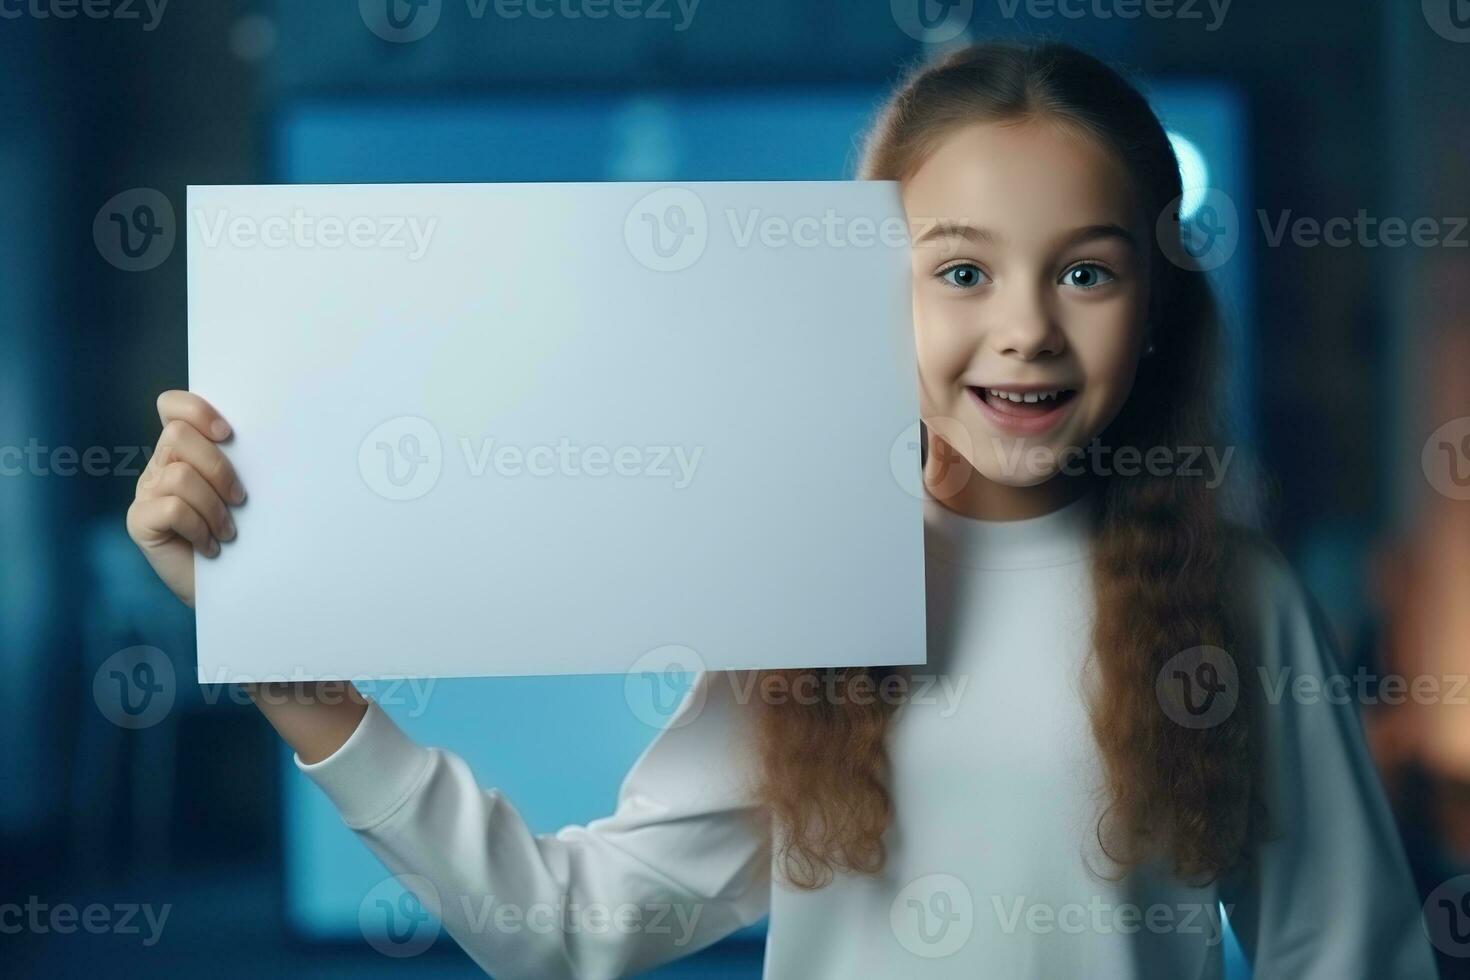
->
xmin=901 ymin=118 xmax=1153 ymax=517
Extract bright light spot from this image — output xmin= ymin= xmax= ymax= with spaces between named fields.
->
xmin=1168 ymin=131 xmax=1210 ymax=222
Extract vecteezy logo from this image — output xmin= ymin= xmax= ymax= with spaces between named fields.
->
xmin=93 ymin=646 xmax=176 ymax=729
xmin=358 ymin=416 xmax=443 ymax=501
xmin=1424 ymin=0 xmax=1470 ymax=42
xmin=1156 ymin=188 xmax=1239 ymax=273
xmin=1423 ymin=417 xmax=1470 ymax=500
xmin=1156 ymin=646 xmax=1239 ymax=729
xmin=623 ymin=187 xmax=708 ymax=272
xmin=624 ymin=644 xmax=707 ymax=729
xmin=360 ymin=874 xmax=442 ymax=958
xmin=360 ymin=0 xmax=441 ymax=42
xmin=890 ymin=873 xmax=974 ymax=958
xmin=93 ymin=188 xmax=176 ymax=272
xmin=889 ymin=416 xmax=974 ymax=500
xmin=890 ymin=0 xmax=973 ymax=43
xmin=1424 ymin=874 xmax=1470 ymax=957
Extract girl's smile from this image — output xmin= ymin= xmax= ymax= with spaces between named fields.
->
xmin=967 ymin=384 xmax=1080 ymax=436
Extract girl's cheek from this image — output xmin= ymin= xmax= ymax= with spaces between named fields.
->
xmin=913 ymin=325 xmax=969 ymax=418
xmin=914 ymin=348 xmax=948 ymax=418
xmin=1075 ymin=338 xmax=1143 ymax=436
xmin=913 ymin=299 xmax=974 ymax=376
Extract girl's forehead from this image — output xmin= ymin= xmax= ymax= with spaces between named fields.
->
xmin=901 ymin=118 xmax=1141 ymax=235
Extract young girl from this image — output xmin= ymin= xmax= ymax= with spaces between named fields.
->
xmin=126 ymin=42 xmax=1437 ymax=979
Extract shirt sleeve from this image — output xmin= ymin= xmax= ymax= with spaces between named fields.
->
xmin=294 ymin=670 xmax=772 ymax=979
xmin=1219 ymin=539 xmax=1439 ymax=978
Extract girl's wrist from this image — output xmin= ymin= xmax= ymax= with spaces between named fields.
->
xmin=244 ymin=681 xmax=370 ymax=764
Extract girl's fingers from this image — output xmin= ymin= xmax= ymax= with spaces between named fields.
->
xmin=144 ymin=417 xmax=246 ymax=506
xmin=157 ymin=389 xmax=233 ymax=442
xmin=127 ymin=494 xmax=219 ymax=556
xmin=152 ymin=460 xmax=236 ymax=542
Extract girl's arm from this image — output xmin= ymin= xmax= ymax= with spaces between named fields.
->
xmin=1218 ymin=538 xmax=1439 ymax=977
xmin=294 ymin=669 xmax=771 ymax=979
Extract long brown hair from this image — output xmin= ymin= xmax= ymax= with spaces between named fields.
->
xmin=753 ymin=41 xmax=1265 ymax=890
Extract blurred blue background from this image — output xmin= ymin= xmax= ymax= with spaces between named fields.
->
xmin=5 ymin=2 xmax=1469 ymax=977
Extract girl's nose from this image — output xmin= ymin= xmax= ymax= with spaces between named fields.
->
xmin=988 ymin=283 xmax=1065 ymax=359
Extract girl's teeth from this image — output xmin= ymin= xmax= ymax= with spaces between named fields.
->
xmin=987 ymin=388 xmax=1069 ymax=403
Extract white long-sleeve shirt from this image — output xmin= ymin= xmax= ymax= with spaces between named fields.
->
xmin=296 ymin=492 xmax=1439 ymax=978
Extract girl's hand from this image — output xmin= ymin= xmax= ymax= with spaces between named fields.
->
xmin=126 ymin=391 xmax=368 ymax=757
xmin=125 ymin=390 xmax=245 ymax=607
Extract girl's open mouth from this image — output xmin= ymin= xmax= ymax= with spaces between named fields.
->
xmin=967 ymin=386 xmax=1078 ymax=436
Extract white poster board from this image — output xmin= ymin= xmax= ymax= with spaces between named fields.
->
xmin=187 ymin=181 xmax=925 ymax=681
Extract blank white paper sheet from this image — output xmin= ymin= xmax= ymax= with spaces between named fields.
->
xmin=187 ymin=181 xmax=925 ymax=681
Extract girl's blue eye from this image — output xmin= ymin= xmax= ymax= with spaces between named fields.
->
xmin=939 ymin=263 xmax=988 ymax=289
xmin=1062 ymin=263 xmax=1116 ymax=290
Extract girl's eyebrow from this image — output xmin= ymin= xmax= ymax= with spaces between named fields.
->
xmin=1064 ymin=223 xmax=1138 ymax=251
xmin=912 ymin=221 xmax=1137 ymax=251
xmin=913 ymin=220 xmax=994 ymax=246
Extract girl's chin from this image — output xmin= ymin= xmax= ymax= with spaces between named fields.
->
xmin=973 ymin=432 xmax=1072 ymax=468
xmin=973 ymin=465 xmax=1062 ymax=489
xmin=969 ymin=434 xmax=1090 ymax=487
